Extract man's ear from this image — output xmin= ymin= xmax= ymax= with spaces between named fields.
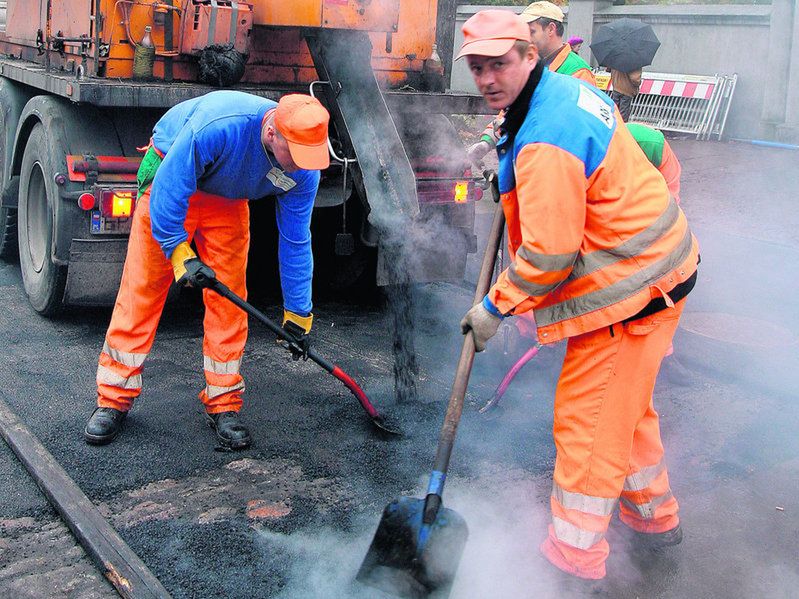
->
xmin=527 ymin=43 xmax=539 ymax=64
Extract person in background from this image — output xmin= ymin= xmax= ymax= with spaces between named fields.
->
xmin=627 ymin=122 xmax=682 ymax=204
xmin=457 ymin=9 xmax=699 ymax=587
xmin=610 ymin=66 xmax=642 ymax=121
xmin=568 ymin=35 xmax=583 ymax=54
xmin=84 ymin=91 xmax=330 ymax=450
xmin=467 ymin=1 xmax=596 ymax=167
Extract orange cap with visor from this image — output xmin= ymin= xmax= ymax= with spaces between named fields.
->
xmin=456 ymin=9 xmax=531 ymax=60
xmin=275 ymin=94 xmax=330 ymax=170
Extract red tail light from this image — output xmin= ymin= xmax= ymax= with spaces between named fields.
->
xmin=78 ymin=192 xmax=96 ymax=210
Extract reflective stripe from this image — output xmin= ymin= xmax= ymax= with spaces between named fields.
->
xmin=103 ymin=342 xmax=146 ymax=368
xmin=536 ymin=226 xmax=693 ymax=327
xmin=97 ymin=364 xmax=142 ymax=390
xmin=570 ymin=198 xmax=680 ymax=280
xmin=552 ymin=483 xmax=617 ymax=517
xmin=517 ymin=246 xmax=578 ymax=273
xmin=508 ymin=263 xmax=563 ymax=296
xmin=203 ymin=356 xmax=242 ymax=376
xmin=620 ymin=490 xmax=674 ymax=520
xmin=206 ymin=381 xmax=245 ymax=399
xmin=552 ymin=516 xmax=606 ymax=550
xmin=624 ymin=462 xmax=666 ymax=492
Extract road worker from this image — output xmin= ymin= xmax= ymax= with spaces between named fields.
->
xmin=467 ymin=1 xmax=596 ymax=166
xmin=457 ymin=10 xmax=699 ymax=585
xmin=610 ymin=67 xmax=643 ymax=122
xmin=84 ymin=91 xmax=330 ymax=450
xmin=627 ymin=122 xmax=682 ymax=204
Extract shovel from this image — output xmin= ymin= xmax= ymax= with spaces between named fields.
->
xmin=203 ymin=277 xmax=401 ymax=435
xmin=356 ymin=201 xmax=507 ymax=597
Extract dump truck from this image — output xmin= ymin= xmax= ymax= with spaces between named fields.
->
xmin=0 ymin=0 xmax=486 ymax=315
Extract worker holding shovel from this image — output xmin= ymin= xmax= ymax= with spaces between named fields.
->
xmin=458 ymin=9 xmax=699 ymax=587
xmin=84 ymin=91 xmax=330 ymax=450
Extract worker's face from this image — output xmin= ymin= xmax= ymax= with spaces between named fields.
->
xmin=263 ymin=125 xmax=299 ymax=173
xmin=528 ymin=20 xmax=559 ymax=57
xmin=572 ymin=42 xmax=582 ymax=54
xmin=466 ymin=45 xmax=538 ymax=110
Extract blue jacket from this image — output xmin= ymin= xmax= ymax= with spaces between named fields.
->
xmin=150 ymin=91 xmax=319 ymax=316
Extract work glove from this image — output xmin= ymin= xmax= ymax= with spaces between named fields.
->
xmin=460 ymin=298 xmax=502 ymax=352
xmin=170 ymin=241 xmax=216 ymax=288
xmin=466 ymin=139 xmax=493 ymax=170
xmin=280 ymin=310 xmax=313 ymax=361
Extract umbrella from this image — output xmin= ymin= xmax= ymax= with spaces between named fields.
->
xmin=590 ymin=18 xmax=660 ymax=73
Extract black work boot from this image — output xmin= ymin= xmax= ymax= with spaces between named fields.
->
xmin=205 ymin=411 xmax=251 ymax=450
xmin=84 ymin=407 xmax=128 ymax=445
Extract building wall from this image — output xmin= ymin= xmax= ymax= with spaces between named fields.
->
xmin=450 ymin=3 xmax=797 ymax=141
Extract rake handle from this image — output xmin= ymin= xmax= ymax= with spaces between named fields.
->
xmin=205 ymin=278 xmax=380 ymax=420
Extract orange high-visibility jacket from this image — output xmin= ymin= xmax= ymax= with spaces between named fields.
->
xmin=488 ymin=69 xmax=699 ymax=344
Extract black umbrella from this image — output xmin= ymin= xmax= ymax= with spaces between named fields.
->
xmin=590 ymin=18 xmax=660 ymax=73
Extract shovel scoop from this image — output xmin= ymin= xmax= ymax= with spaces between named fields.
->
xmin=356 ymin=200 xmax=507 ymax=597
xmin=357 ymin=495 xmax=468 ymax=598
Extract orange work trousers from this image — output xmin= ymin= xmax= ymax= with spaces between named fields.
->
xmin=96 ymin=189 xmax=250 ymax=414
xmin=540 ymin=299 xmax=686 ymax=579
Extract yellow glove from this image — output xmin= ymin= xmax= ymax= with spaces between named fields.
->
xmin=170 ymin=241 xmax=197 ymax=283
xmin=282 ymin=310 xmax=313 ymax=334
xmin=281 ymin=310 xmax=313 ymax=361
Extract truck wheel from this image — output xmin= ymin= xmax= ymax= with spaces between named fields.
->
xmin=17 ymin=123 xmax=67 ymax=315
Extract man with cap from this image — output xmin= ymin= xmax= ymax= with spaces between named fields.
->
xmin=467 ymin=1 xmax=595 ymax=166
xmin=84 ymin=91 xmax=330 ymax=450
xmin=457 ymin=9 xmax=699 ymax=585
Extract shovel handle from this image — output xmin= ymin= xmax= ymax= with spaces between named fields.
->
xmin=430 ymin=202 xmax=506 ymax=482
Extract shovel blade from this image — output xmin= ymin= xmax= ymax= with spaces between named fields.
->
xmin=357 ymin=496 xmax=468 ymax=598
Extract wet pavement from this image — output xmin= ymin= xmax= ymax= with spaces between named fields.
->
xmin=0 ymin=139 xmax=797 ymax=598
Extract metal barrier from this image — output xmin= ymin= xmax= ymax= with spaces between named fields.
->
xmin=595 ymin=71 xmax=738 ymax=140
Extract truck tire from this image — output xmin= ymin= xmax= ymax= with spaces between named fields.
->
xmin=17 ymin=123 xmax=67 ymax=315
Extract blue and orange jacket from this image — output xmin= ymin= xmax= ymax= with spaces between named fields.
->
xmin=148 ymin=91 xmax=320 ymax=316
xmin=486 ymin=67 xmax=699 ymax=343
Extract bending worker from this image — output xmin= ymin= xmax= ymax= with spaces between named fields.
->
xmin=458 ymin=10 xmax=699 ymax=585
xmin=467 ymin=1 xmax=595 ymax=165
xmin=628 ymin=122 xmax=682 ymax=204
xmin=84 ymin=91 xmax=330 ymax=450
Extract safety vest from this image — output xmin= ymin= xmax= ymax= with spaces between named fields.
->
xmin=549 ymin=44 xmax=596 ymax=86
xmin=489 ymin=69 xmax=699 ymax=343
xmin=627 ymin=123 xmax=683 ymax=204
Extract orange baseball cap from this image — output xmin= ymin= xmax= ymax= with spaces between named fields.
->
xmin=456 ymin=9 xmax=531 ymax=60
xmin=275 ymin=94 xmax=330 ymax=170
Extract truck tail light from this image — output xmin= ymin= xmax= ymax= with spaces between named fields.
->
xmin=101 ymin=190 xmax=136 ymax=217
xmin=417 ymin=179 xmax=477 ymax=205
xmin=454 ymin=181 xmax=468 ymax=203
xmin=78 ymin=192 xmax=96 ymax=210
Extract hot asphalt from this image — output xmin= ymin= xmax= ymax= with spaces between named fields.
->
xmin=0 ymin=139 xmax=797 ymax=598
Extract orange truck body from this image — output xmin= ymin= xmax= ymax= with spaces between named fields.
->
xmin=0 ymin=0 xmax=440 ymax=87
